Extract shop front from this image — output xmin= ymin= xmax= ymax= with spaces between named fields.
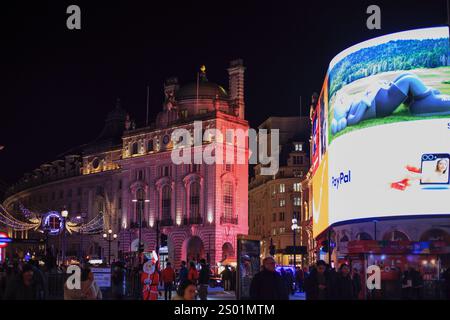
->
xmin=342 ymin=240 xmax=450 ymax=299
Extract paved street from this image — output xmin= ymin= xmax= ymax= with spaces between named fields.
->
xmin=155 ymin=286 xmax=306 ymax=300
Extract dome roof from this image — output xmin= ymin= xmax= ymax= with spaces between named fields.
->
xmin=175 ymin=81 xmax=228 ymax=100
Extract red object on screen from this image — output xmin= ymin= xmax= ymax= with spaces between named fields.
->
xmin=406 ymin=165 xmax=421 ymax=173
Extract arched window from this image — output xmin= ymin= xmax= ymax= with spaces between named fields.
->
xmin=131 ymin=142 xmax=139 ymax=155
xmin=223 ymin=182 xmax=233 ymax=218
xmin=356 ymin=232 xmax=372 ymax=241
xmin=162 ymin=185 xmax=171 ymax=220
xmin=383 ymin=230 xmax=409 ymax=241
xmin=420 ymin=228 xmax=450 ymax=242
xmin=190 ymin=182 xmax=200 ymax=218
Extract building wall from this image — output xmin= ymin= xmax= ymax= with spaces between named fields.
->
xmin=3 ymin=60 xmax=250 ymax=268
xmin=3 ymin=114 xmax=249 ymax=268
xmin=249 ymin=117 xmax=310 ymax=266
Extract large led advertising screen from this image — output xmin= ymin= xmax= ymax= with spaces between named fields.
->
xmin=313 ymin=26 xmax=450 ymax=237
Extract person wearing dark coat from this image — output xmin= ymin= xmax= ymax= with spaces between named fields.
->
xmin=304 ymin=260 xmax=336 ymax=300
xmin=335 ymin=264 xmax=354 ymax=300
xmin=3 ymin=264 xmax=38 ymax=300
xmin=177 ymin=261 xmax=188 ymax=287
xmin=230 ymin=267 xmax=237 ymax=291
xmin=249 ymin=257 xmax=289 ymax=300
xmin=352 ymin=267 xmax=362 ymax=299
xmin=221 ymin=266 xmax=232 ymax=291
xmin=198 ymin=259 xmax=210 ymax=300
xmin=443 ymin=267 xmax=450 ymax=300
xmin=295 ymin=267 xmax=304 ymax=293
xmin=111 ymin=262 xmax=126 ymax=300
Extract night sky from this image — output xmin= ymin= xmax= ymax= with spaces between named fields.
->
xmin=0 ymin=0 xmax=448 ymax=185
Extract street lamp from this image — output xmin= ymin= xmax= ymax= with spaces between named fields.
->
xmin=103 ymin=229 xmax=118 ymax=265
xmin=61 ymin=208 xmax=69 ymax=265
xmin=291 ymin=215 xmax=300 ymax=269
xmin=76 ymin=215 xmax=84 ymax=262
xmin=132 ymin=195 xmax=150 ymax=254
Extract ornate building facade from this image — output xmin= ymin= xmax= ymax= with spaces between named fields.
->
xmin=3 ymin=60 xmax=249 ymax=268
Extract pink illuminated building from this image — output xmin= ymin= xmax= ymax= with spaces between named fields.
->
xmin=3 ymin=60 xmax=249 ymax=268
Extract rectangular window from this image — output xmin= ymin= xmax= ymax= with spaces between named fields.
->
xmin=77 ymin=188 xmax=82 ymax=196
xmin=293 ymin=182 xmax=301 ymax=192
xmin=223 ymin=182 xmax=233 ymax=218
xmin=279 ymin=199 xmax=285 ymax=207
xmin=59 ymin=190 xmax=64 ymax=199
xmin=293 ymin=197 xmax=301 ymax=207
xmin=271 ymin=185 xmax=277 ymax=197
xmin=118 ymin=180 xmax=122 ymax=190
xmin=279 ymin=227 xmax=285 ymax=234
xmin=272 ymin=213 xmax=276 ymax=222
xmin=279 ymin=212 xmax=285 ymax=221
xmin=294 ymin=143 xmax=302 ymax=151
xmin=161 ymin=166 xmax=171 ymax=177
xmin=293 ymin=156 xmax=303 ymax=165
xmin=279 ymin=183 xmax=285 ymax=193
xmin=225 ymin=164 xmax=232 ymax=172
xmin=147 ymin=139 xmax=154 ymax=152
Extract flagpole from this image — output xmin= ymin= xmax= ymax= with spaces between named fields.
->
xmin=196 ymin=72 xmax=199 ymax=110
xmin=146 ymin=85 xmax=150 ymax=127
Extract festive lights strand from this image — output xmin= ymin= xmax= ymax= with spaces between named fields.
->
xmin=66 ymin=214 xmax=104 ymax=235
xmin=0 ymin=204 xmax=41 ymax=231
xmin=1 ymin=203 xmax=104 ymax=235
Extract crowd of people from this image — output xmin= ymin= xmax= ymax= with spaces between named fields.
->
xmin=249 ymin=257 xmax=450 ymax=300
xmin=2 ymin=256 xmax=450 ymax=300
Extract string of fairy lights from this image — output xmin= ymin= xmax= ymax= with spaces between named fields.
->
xmin=0 ymin=203 xmax=41 ymax=231
xmin=0 ymin=203 xmax=105 ymax=235
xmin=66 ymin=214 xmax=104 ymax=235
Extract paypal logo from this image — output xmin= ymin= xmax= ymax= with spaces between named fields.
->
xmin=331 ymin=170 xmax=351 ymax=190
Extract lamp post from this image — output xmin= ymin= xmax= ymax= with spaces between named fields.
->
xmin=76 ymin=216 xmax=84 ymax=262
xmin=132 ymin=196 xmax=150 ymax=255
xmin=291 ymin=215 xmax=300 ymax=269
xmin=43 ymin=224 xmax=50 ymax=258
xmin=155 ymin=219 xmax=160 ymax=254
xmin=61 ymin=208 xmax=69 ymax=265
xmin=103 ymin=229 xmax=118 ymax=265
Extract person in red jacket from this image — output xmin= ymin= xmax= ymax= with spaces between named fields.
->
xmin=161 ymin=262 xmax=176 ymax=300
xmin=141 ymin=251 xmax=160 ymax=300
xmin=187 ymin=261 xmax=199 ymax=285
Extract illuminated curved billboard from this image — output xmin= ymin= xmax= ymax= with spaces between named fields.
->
xmin=313 ymin=26 xmax=450 ymax=237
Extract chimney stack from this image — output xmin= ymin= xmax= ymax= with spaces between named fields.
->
xmin=227 ymin=59 xmax=245 ymax=119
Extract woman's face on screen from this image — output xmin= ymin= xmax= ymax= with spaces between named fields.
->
xmin=437 ymin=160 xmax=448 ymax=173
